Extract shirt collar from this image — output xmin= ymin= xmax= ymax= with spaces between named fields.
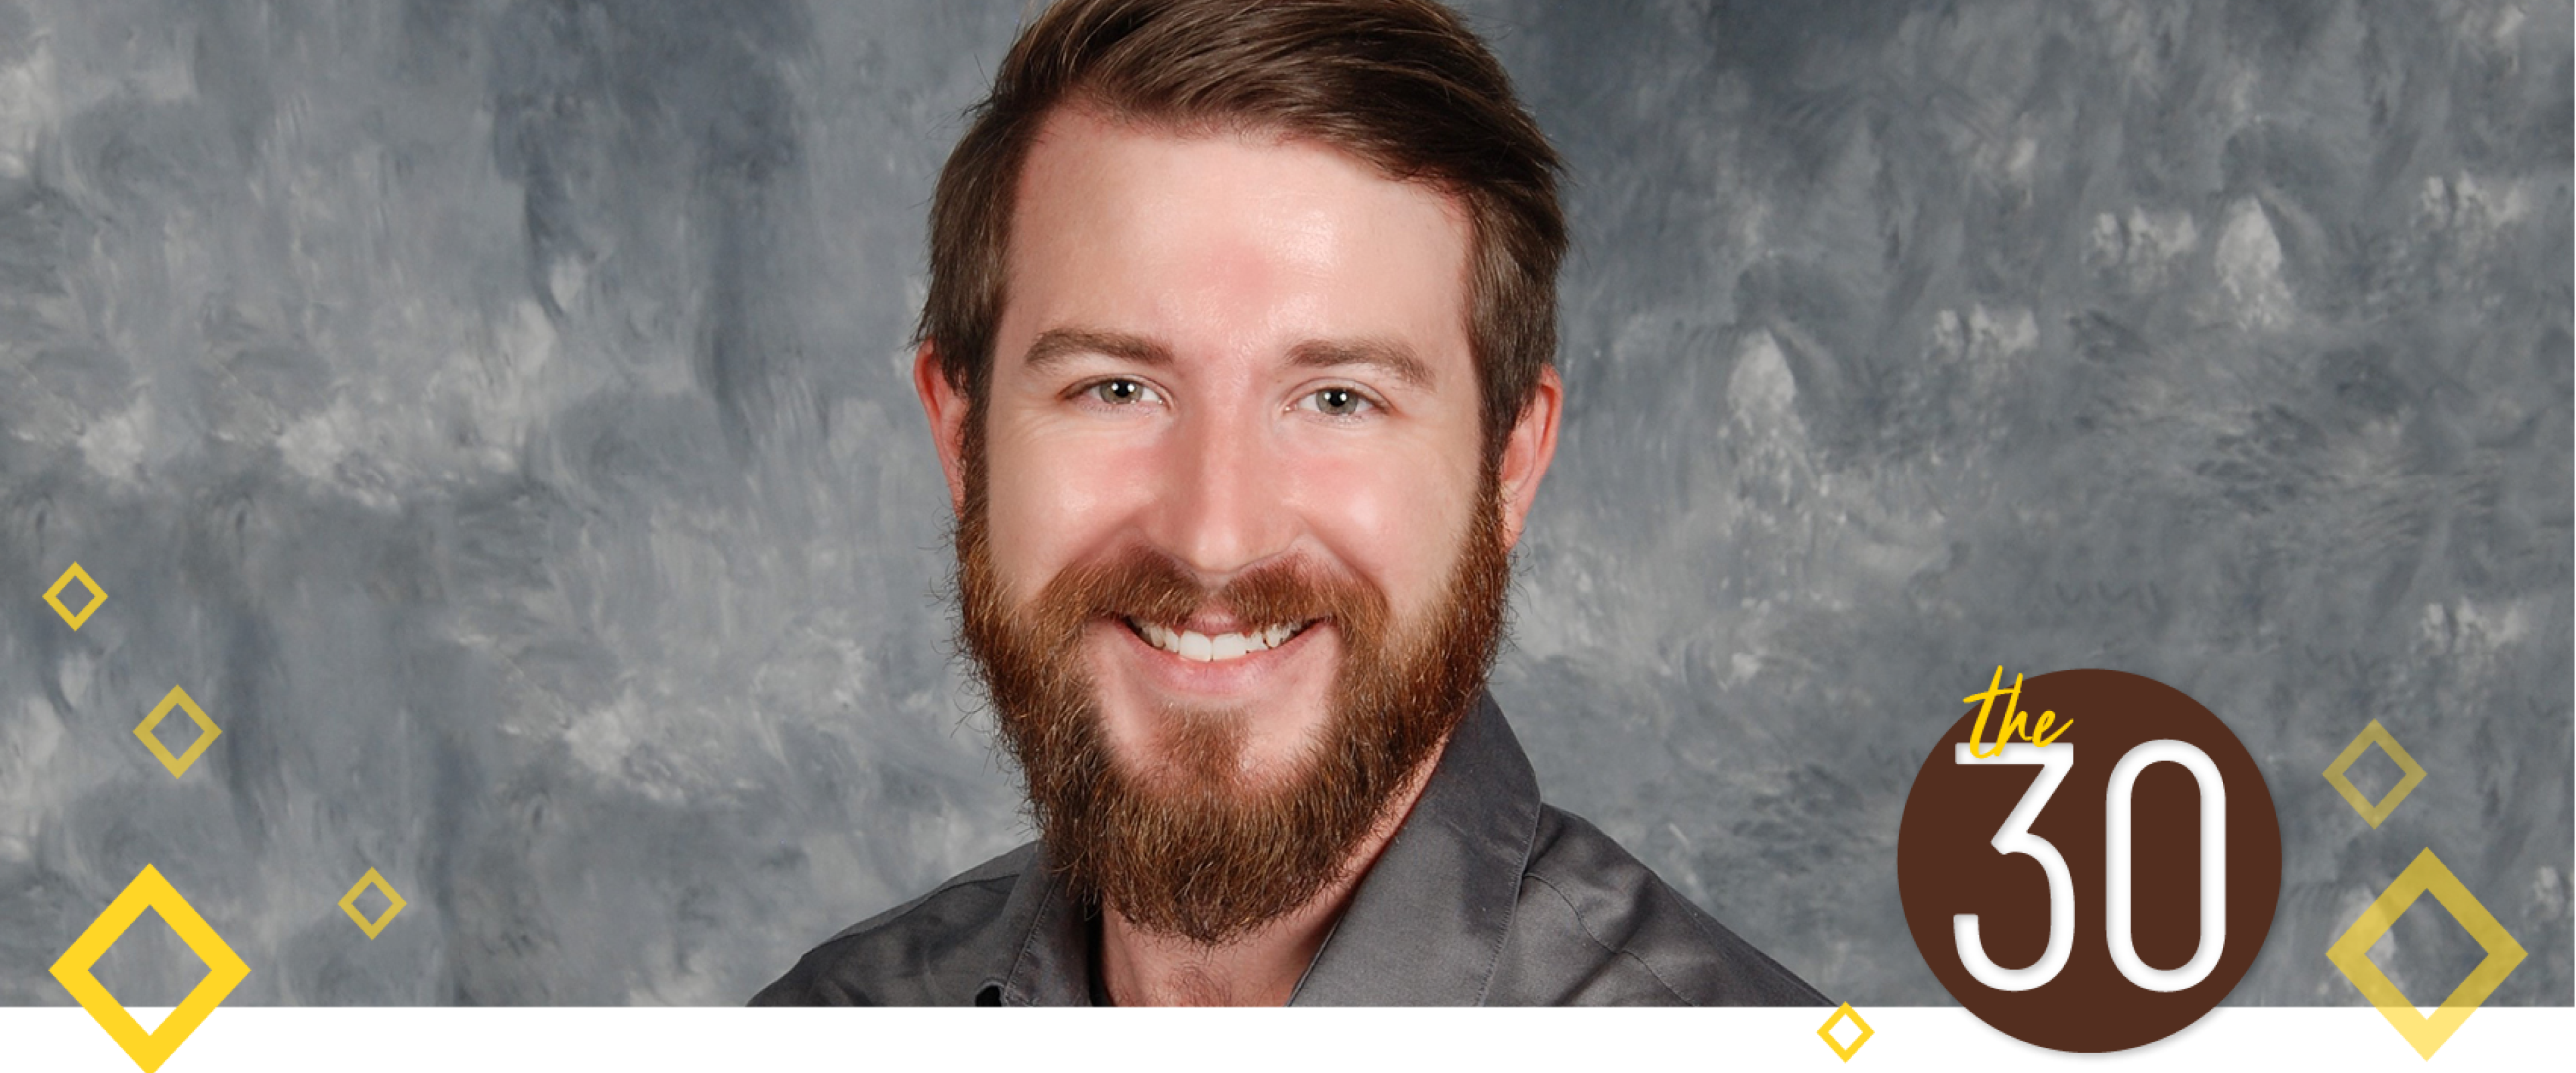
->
xmin=987 ymin=846 xmax=1090 ymax=1006
xmin=984 ymin=692 xmax=1543 ymax=1006
xmin=1287 ymin=691 xmax=1541 ymax=1005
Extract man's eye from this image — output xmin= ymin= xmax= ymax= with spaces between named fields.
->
xmin=1089 ymin=379 xmax=1157 ymax=405
xmin=1307 ymin=386 xmax=1372 ymax=418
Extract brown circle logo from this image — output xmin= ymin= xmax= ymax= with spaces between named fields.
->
xmin=1897 ymin=668 xmax=2282 ymax=1052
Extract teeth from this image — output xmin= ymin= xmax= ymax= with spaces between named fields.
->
xmin=1131 ymin=619 xmax=1309 ymax=663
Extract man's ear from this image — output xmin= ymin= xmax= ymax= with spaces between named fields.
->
xmin=914 ymin=341 xmax=971 ymax=517
xmin=1495 ymin=365 xmax=1562 ymax=551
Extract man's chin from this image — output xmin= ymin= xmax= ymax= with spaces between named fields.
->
xmin=955 ymin=484 xmax=1512 ymax=944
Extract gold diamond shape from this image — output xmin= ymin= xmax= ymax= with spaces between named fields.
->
xmin=44 ymin=562 xmax=107 ymax=630
xmin=1817 ymin=1002 xmax=1874 ymax=1062
xmin=2323 ymin=719 xmax=2426 ymax=828
xmin=136 ymin=687 xmax=221 ymax=779
xmin=50 ymin=864 xmax=250 ymax=1073
xmin=337 ymin=868 xmax=408 ymax=940
xmin=2327 ymin=848 xmax=2526 ymax=1060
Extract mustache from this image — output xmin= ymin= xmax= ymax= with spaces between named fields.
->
xmin=1029 ymin=544 xmax=1391 ymax=644
xmin=949 ymin=445 xmax=1516 ymax=944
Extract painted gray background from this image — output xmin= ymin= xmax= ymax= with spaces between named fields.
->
xmin=0 ymin=0 xmax=2565 ymax=1008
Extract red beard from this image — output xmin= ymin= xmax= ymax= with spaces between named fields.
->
xmin=953 ymin=441 xmax=1511 ymax=945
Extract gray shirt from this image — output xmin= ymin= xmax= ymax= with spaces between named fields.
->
xmin=751 ymin=693 xmax=1828 ymax=1006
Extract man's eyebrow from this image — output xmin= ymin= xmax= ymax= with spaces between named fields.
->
xmin=1287 ymin=337 xmax=1434 ymax=390
xmin=1019 ymin=329 xmax=1433 ymax=390
xmin=1020 ymin=328 xmax=1173 ymax=373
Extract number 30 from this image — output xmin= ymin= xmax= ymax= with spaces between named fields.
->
xmin=1952 ymin=741 xmax=2227 ymax=993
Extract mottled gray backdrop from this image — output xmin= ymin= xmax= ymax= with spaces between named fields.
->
xmin=0 ymin=0 xmax=2565 ymax=1008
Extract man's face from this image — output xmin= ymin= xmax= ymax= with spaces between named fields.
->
xmin=918 ymin=107 xmax=1558 ymax=942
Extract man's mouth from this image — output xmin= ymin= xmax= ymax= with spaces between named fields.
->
xmin=1124 ymin=616 xmax=1316 ymax=663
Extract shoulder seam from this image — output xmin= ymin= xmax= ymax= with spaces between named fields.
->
xmin=826 ymin=853 xmax=1030 ymax=944
xmin=1521 ymin=870 xmax=1692 ymax=1005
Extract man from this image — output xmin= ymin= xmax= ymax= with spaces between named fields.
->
xmin=755 ymin=0 xmax=1824 ymax=1006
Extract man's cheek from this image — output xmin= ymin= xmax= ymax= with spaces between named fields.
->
xmin=1286 ymin=456 xmax=1470 ymax=606
xmin=983 ymin=467 xmax=1104 ymax=598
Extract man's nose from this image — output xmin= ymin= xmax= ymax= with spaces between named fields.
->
xmin=1145 ymin=406 xmax=1295 ymax=580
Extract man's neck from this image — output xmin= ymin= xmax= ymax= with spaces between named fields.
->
xmin=1095 ymin=740 xmax=1448 ymax=1006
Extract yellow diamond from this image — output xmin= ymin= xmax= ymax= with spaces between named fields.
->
xmin=337 ymin=868 xmax=408 ymax=940
xmin=136 ymin=687 xmax=221 ymax=779
xmin=1817 ymin=1001 xmax=1874 ymax=1062
xmin=44 ymin=562 xmax=107 ymax=631
xmin=2326 ymin=848 xmax=2526 ymax=1059
xmin=50 ymin=864 xmax=249 ymax=1073
xmin=2322 ymin=719 xmax=2426 ymax=828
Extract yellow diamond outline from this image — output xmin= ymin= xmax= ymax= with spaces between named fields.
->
xmin=1817 ymin=1002 xmax=1874 ymax=1062
xmin=2326 ymin=848 xmax=2527 ymax=1060
xmin=2323 ymin=719 xmax=2427 ymax=828
xmin=337 ymin=868 xmax=408 ymax=940
xmin=135 ymin=686 xmax=221 ymax=779
xmin=48 ymin=864 xmax=250 ymax=1073
xmin=44 ymin=562 xmax=107 ymax=631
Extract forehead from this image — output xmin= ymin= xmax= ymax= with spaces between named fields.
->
xmin=999 ymin=107 xmax=1474 ymax=376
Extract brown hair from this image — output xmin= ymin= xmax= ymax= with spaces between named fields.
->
xmin=920 ymin=0 xmax=1566 ymax=459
